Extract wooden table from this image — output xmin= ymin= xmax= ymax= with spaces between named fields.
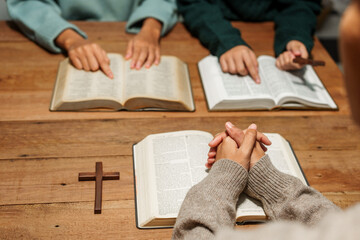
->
xmin=0 ymin=21 xmax=359 ymax=239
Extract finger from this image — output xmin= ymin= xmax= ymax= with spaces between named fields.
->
xmin=260 ymin=142 xmax=268 ymax=152
xmin=239 ymin=129 xmax=257 ymax=159
xmin=84 ymin=46 xmax=99 ymax=71
xmin=275 ymin=57 xmax=281 ymax=69
xmin=225 ymin=121 xmax=245 ymax=147
xmin=76 ymin=48 xmax=90 ymax=71
xmin=208 ymin=151 xmax=216 ymax=158
xmin=299 ymin=45 xmax=309 ymax=59
xmin=227 ymin=57 xmax=237 ymax=74
xmin=234 ymin=55 xmax=248 ymax=76
xmin=99 ymin=59 xmax=113 ymax=79
xmin=205 ymin=161 xmax=214 ymax=169
xmin=125 ymin=40 xmax=134 ymax=60
xmin=145 ymin=47 xmax=155 ymax=68
xmin=279 ymin=54 xmax=285 ymax=70
xmin=136 ymin=47 xmax=148 ymax=69
xmin=102 ymin=50 xmax=110 ymax=64
xmin=244 ymin=52 xmax=260 ymax=83
xmin=286 ymin=51 xmax=303 ymax=70
xmin=220 ymin=56 xmax=228 ymax=72
xmin=284 ymin=51 xmax=294 ymax=70
xmin=69 ymin=54 xmax=83 ymax=69
xmin=131 ymin=46 xmax=141 ymax=69
xmin=154 ymin=47 xmax=161 ymax=65
xmin=207 ymin=158 xmax=215 ymax=164
xmin=288 ymin=43 xmax=302 ymax=56
xmin=208 ymin=132 xmax=228 ymax=147
xmin=256 ymin=132 xmax=272 ymax=145
xmin=94 ymin=48 xmax=113 ymax=79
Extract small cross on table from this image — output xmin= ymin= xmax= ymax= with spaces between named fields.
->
xmin=78 ymin=162 xmax=120 ymax=214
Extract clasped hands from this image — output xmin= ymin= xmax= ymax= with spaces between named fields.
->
xmin=220 ymin=40 xmax=309 ymax=83
xmin=55 ymin=18 xmax=162 ymax=79
xmin=206 ymin=122 xmax=272 ymax=171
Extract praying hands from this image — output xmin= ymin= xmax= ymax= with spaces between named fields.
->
xmin=206 ymin=122 xmax=272 ymax=170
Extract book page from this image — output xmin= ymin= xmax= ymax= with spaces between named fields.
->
xmin=258 ymin=56 xmax=336 ymax=108
xmin=63 ymin=54 xmax=124 ymax=102
xmin=148 ymin=131 xmax=212 ymax=217
xmin=258 ymin=56 xmax=299 ymax=100
xmin=200 ymin=55 xmax=273 ymax=99
xmin=123 ymin=57 xmax=179 ymax=101
xmin=198 ymin=55 xmax=274 ymax=110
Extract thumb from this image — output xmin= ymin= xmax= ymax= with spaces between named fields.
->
xmin=225 ymin=122 xmax=245 ymax=147
xmin=238 ymin=129 xmax=257 ymax=160
xmin=288 ymin=42 xmax=302 ymax=57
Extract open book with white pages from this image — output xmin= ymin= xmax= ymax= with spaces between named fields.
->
xmin=133 ymin=130 xmax=308 ymax=229
xmin=198 ymin=55 xmax=337 ymax=111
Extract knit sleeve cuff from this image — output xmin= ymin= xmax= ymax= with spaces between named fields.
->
xmin=247 ymin=154 xmax=293 ymax=204
xmin=202 ymin=159 xmax=248 ymax=200
xmin=35 ymin=19 xmax=87 ymax=53
xmin=125 ymin=0 xmax=178 ymax=36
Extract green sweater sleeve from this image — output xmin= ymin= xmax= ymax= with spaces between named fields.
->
xmin=177 ymin=0 xmax=249 ymax=58
xmin=273 ymin=0 xmax=322 ymax=56
xmin=6 ymin=0 xmax=87 ymax=53
xmin=126 ymin=0 xmax=178 ymax=36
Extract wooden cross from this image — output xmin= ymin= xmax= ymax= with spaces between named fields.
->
xmin=78 ymin=162 xmax=120 ymax=214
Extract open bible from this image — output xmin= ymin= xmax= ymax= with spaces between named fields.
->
xmin=50 ymin=54 xmax=194 ymax=111
xmin=199 ymin=55 xmax=337 ymax=111
xmin=133 ymin=130 xmax=308 ymax=228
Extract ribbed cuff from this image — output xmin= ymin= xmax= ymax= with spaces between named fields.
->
xmin=247 ymin=155 xmax=292 ymax=204
xmin=203 ymin=159 xmax=248 ymax=200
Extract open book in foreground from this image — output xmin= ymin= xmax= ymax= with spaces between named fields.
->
xmin=50 ymin=54 xmax=194 ymax=111
xmin=199 ymin=55 xmax=337 ymax=111
xmin=133 ymin=130 xmax=308 ymax=229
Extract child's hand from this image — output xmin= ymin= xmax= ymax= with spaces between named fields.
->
xmin=55 ymin=29 xmax=113 ymax=79
xmin=125 ymin=18 xmax=162 ymax=69
xmin=219 ymin=45 xmax=260 ymax=84
xmin=276 ymin=40 xmax=308 ymax=71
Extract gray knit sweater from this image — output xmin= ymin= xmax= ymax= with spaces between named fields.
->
xmin=172 ymin=155 xmax=360 ymax=240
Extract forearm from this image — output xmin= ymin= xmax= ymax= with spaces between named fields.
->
xmin=7 ymin=0 xmax=87 ymax=53
xmin=172 ymin=159 xmax=248 ymax=240
xmin=340 ymin=0 xmax=360 ymax=124
xmin=274 ymin=0 xmax=321 ymax=56
xmin=178 ymin=0 xmax=248 ymax=57
xmin=247 ymin=155 xmax=339 ymax=225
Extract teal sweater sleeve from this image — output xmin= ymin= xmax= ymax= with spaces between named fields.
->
xmin=126 ymin=0 xmax=178 ymax=36
xmin=6 ymin=0 xmax=87 ymax=53
xmin=177 ymin=0 xmax=249 ymax=58
xmin=274 ymin=0 xmax=322 ymax=56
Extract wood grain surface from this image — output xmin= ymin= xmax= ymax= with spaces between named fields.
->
xmin=0 ymin=21 xmax=358 ymax=239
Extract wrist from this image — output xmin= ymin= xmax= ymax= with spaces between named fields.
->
xmin=55 ymin=28 xmax=85 ymax=51
xmin=141 ymin=18 xmax=162 ymax=39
